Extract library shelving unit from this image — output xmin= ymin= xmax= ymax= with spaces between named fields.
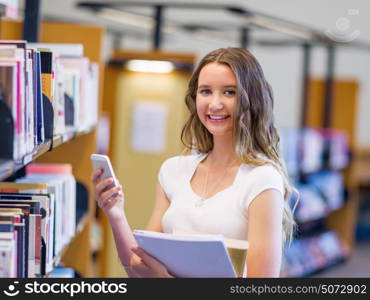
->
xmin=306 ymin=78 xmax=359 ymax=255
xmin=0 ymin=19 xmax=105 ymax=277
xmin=281 ymin=77 xmax=361 ymax=277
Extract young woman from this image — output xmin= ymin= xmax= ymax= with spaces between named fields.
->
xmin=91 ymin=48 xmax=296 ymax=278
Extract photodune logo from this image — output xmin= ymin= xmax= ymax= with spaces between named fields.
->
xmin=3 ymin=281 xmax=20 ymax=297
xmin=325 ymin=9 xmax=360 ymax=42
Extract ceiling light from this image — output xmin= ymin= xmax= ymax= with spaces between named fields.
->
xmin=97 ymin=8 xmax=154 ymax=30
xmin=126 ymin=59 xmax=175 ymax=73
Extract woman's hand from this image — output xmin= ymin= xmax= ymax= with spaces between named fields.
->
xmin=91 ymin=168 xmax=124 ymax=220
xmin=128 ymin=246 xmax=174 ymax=278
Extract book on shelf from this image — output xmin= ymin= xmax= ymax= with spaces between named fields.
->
xmin=28 ymin=43 xmax=84 ymax=58
xmin=281 ymin=231 xmax=345 ymax=277
xmin=0 ymin=41 xmax=27 ymax=161
xmin=279 ymin=127 xmax=300 ymax=177
xmin=0 ymin=194 xmax=45 ymax=278
xmin=0 ymin=163 xmax=78 ymax=278
xmin=280 ymin=127 xmax=350 ymax=177
xmin=133 ymin=230 xmax=249 ymax=278
xmin=292 ymin=171 xmax=345 ymax=223
xmin=60 ymin=57 xmax=99 ymax=132
xmin=20 ymin=163 xmax=76 ymax=256
xmin=0 ymin=41 xmax=99 ymax=163
xmin=0 ymin=219 xmax=18 ymax=277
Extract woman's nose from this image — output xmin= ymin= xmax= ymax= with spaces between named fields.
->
xmin=209 ymin=94 xmax=223 ymax=110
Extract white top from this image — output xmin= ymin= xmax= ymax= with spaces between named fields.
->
xmin=159 ymin=153 xmax=284 ymax=241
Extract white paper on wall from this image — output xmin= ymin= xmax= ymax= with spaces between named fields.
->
xmin=131 ymin=101 xmax=168 ymax=154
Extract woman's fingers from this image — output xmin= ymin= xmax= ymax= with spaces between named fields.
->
xmin=128 ymin=248 xmax=171 ymax=278
xmin=100 ymin=185 xmax=122 ymax=203
xmin=101 ymin=192 xmax=123 ymax=210
xmin=131 ymin=246 xmax=163 ymax=270
xmin=95 ymin=177 xmax=114 ymax=196
xmin=91 ymin=168 xmax=103 ymax=185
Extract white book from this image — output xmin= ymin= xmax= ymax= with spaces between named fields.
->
xmin=133 ymin=230 xmax=248 ymax=278
xmin=28 ymin=214 xmax=36 ymax=278
xmin=0 ymin=47 xmax=26 ymax=161
xmin=0 ymin=238 xmax=17 ymax=278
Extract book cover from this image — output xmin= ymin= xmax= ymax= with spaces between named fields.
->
xmin=0 ymin=212 xmax=25 ymax=277
xmin=34 ymin=50 xmax=45 ymax=144
xmin=0 ymin=204 xmax=30 ymax=277
xmin=0 ymin=223 xmax=18 ymax=278
xmin=25 ymin=48 xmax=35 ymax=153
xmin=0 ymin=47 xmax=24 ymax=160
xmin=0 ymin=198 xmax=42 ymax=277
xmin=26 ymin=163 xmax=72 ymax=175
xmin=0 ymin=41 xmax=28 ymax=161
xmin=28 ymin=43 xmax=84 ymax=58
xmin=18 ymin=173 xmax=76 ymax=256
xmin=39 ymin=49 xmax=53 ymax=106
xmin=173 ymin=229 xmax=249 ymax=277
xmin=60 ymin=57 xmax=90 ymax=131
xmin=0 ymin=193 xmax=51 ymax=276
xmin=133 ymin=230 xmax=247 ymax=278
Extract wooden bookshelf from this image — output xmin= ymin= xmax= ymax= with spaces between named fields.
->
xmin=307 ymin=77 xmax=359 ymax=255
xmin=0 ymin=19 xmax=105 ymax=277
xmin=0 ymin=129 xmax=94 ymax=182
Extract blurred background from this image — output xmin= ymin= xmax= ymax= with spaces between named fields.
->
xmin=0 ymin=0 xmax=369 ymax=278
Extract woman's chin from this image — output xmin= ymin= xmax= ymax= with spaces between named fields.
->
xmin=208 ymin=129 xmax=232 ymax=137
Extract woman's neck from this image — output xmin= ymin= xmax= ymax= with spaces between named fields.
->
xmin=206 ymin=134 xmax=239 ymax=167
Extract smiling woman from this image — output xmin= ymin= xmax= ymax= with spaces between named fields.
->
xmin=92 ymin=47 xmax=297 ymax=278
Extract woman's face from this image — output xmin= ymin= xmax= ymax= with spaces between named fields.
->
xmin=196 ymin=62 xmax=237 ymax=137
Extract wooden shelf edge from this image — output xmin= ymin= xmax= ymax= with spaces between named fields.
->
xmin=0 ymin=127 xmax=96 ymax=181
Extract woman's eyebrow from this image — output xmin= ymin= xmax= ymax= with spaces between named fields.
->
xmin=198 ymin=84 xmax=236 ymax=88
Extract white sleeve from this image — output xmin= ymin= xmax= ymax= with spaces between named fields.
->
xmin=242 ymin=164 xmax=284 ymax=211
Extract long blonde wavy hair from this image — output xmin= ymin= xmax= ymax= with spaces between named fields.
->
xmin=181 ymin=47 xmax=297 ymax=246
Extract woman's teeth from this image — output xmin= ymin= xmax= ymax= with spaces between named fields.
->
xmin=208 ymin=115 xmax=229 ymax=120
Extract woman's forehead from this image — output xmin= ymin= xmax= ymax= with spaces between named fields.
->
xmin=198 ymin=62 xmax=236 ymax=86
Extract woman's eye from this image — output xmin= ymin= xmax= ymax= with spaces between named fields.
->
xmin=225 ymin=90 xmax=236 ymax=95
xmin=199 ymin=89 xmax=211 ymax=95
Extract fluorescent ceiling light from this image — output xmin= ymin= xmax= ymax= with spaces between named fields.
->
xmin=126 ymin=59 xmax=175 ymax=73
xmin=97 ymin=8 xmax=154 ymax=29
xmin=96 ymin=7 xmax=231 ymax=45
xmin=249 ymin=15 xmax=315 ymax=41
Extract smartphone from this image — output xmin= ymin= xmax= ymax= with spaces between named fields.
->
xmin=91 ymin=154 xmax=118 ymax=189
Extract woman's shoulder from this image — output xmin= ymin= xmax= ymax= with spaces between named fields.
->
xmin=247 ymin=163 xmax=281 ymax=176
xmin=239 ymin=163 xmax=285 ymax=207
xmin=160 ymin=152 xmax=204 ymax=172
xmin=240 ymin=162 xmax=283 ymax=186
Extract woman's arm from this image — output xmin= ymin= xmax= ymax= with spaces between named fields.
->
xmin=107 ymin=181 xmax=170 ymax=263
xmin=92 ymin=168 xmax=171 ymax=277
xmin=246 ymin=189 xmax=284 ymax=277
